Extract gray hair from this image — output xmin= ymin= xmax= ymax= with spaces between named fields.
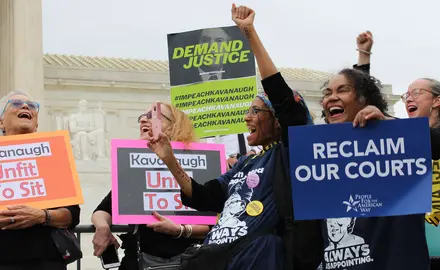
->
xmin=420 ymin=78 xmax=440 ymax=96
xmin=420 ymin=78 xmax=440 ymax=127
xmin=0 ymin=90 xmax=33 ymax=135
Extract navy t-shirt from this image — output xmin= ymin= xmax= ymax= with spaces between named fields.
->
xmin=183 ymin=143 xmax=285 ymax=270
xmin=317 ymin=128 xmax=432 ymax=270
xmin=207 ymin=143 xmax=284 ymax=270
xmin=182 ymin=72 xmax=313 ymax=270
xmin=318 ymin=214 xmax=429 ymax=270
xmin=317 ymin=123 xmax=436 ymax=270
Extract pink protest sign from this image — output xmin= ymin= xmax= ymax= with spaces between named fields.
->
xmin=111 ymin=139 xmax=226 ymax=225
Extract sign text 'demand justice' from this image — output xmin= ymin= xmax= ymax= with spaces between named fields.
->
xmin=172 ymin=40 xmax=251 ymax=69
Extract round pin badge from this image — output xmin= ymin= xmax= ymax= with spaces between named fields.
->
xmin=246 ymin=201 xmax=264 ymax=216
xmin=246 ymin=173 xmax=260 ymax=188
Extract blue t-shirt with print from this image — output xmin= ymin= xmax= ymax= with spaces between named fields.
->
xmin=204 ymin=143 xmax=285 ymax=270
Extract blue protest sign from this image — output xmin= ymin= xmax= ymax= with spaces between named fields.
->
xmin=288 ymin=118 xmax=432 ymax=220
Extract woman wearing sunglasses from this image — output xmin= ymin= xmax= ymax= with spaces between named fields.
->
xmin=91 ymin=102 xmax=211 ymax=270
xmin=0 ymin=90 xmax=81 ymax=270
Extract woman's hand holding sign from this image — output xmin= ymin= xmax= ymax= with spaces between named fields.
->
xmin=353 ymin=105 xmax=386 ymax=127
xmin=0 ymin=205 xmax=45 ymax=230
xmin=147 ymin=211 xmax=181 ymax=236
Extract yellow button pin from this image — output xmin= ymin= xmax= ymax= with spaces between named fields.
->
xmin=246 ymin=200 xmax=264 ymax=216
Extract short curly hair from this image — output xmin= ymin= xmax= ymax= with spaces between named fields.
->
xmin=320 ymin=68 xmax=389 ymax=122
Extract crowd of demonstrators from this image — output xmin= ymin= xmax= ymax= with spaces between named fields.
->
xmin=0 ymin=91 xmax=80 ymax=270
xmin=1 ymin=5 xmax=439 ymax=270
xmin=92 ymin=102 xmax=211 ymax=270
xmin=91 ymin=5 xmax=437 ymax=270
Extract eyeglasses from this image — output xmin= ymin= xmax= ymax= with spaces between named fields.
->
xmin=245 ymin=107 xmax=272 ymax=116
xmin=401 ymin=88 xmax=433 ymax=103
xmin=137 ymin=110 xmax=173 ymax=123
xmin=1 ymin=99 xmax=40 ymax=116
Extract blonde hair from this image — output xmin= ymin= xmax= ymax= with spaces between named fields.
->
xmin=162 ymin=103 xmax=198 ymax=144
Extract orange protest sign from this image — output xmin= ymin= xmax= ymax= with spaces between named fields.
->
xmin=0 ymin=130 xmax=83 ymax=209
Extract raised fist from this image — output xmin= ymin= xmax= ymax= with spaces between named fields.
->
xmin=231 ymin=4 xmax=255 ymax=31
xmin=356 ymin=31 xmax=373 ymax=52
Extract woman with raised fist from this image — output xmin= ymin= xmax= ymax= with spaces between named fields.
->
xmin=144 ymin=4 xmax=320 ymax=270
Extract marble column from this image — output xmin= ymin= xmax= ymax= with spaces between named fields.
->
xmin=0 ymin=0 xmax=47 ymax=131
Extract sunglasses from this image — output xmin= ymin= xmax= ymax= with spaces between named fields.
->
xmin=137 ymin=110 xmax=172 ymax=123
xmin=1 ymin=99 xmax=40 ymax=116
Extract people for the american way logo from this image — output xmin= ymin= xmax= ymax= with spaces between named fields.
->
xmin=343 ymin=195 xmax=360 ymax=212
xmin=343 ymin=194 xmax=383 ymax=214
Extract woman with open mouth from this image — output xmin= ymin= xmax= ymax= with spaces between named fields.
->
xmin=400 ymin=81 xmax=440 ymax=158
xmin=354 ymin=32 xmax=440 ymax=268
xmin=0 ymin=90 xmax=81 ymax=270
xmin=91 ymin=102 xmax=211 ymax=270
xmin=351 ymin=30 xmax=439 ymax=158
xmin=352 ymin=30 xmax=440 ymax=212
xmin=318 ymin=64 xmax=430 ymax=269
xmin=142 ymin=4 xmax=321 ymax=270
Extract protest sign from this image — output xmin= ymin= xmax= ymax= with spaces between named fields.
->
xmin=111 ymin=139 xmax=226 ymax=225
xmin=426 ymin=159 xmax=440 ymax=226
xmin=167 ymin=26 xmax=258 ymax=138
xmin=0 ymin=131 xmax=83 ymax=209
xmin=288 ymin=118 xmax=432 ymax=220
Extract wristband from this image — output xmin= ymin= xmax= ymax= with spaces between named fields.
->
xmin=357 ymin=48 xmax=372 ymax=55
xmin=174 ymin=225 xmax=184 ymax=239
xmin=43 ymin=209 xmax=51 ymax=226
xmin=184 ymin=225 xmax=193 ymax=238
